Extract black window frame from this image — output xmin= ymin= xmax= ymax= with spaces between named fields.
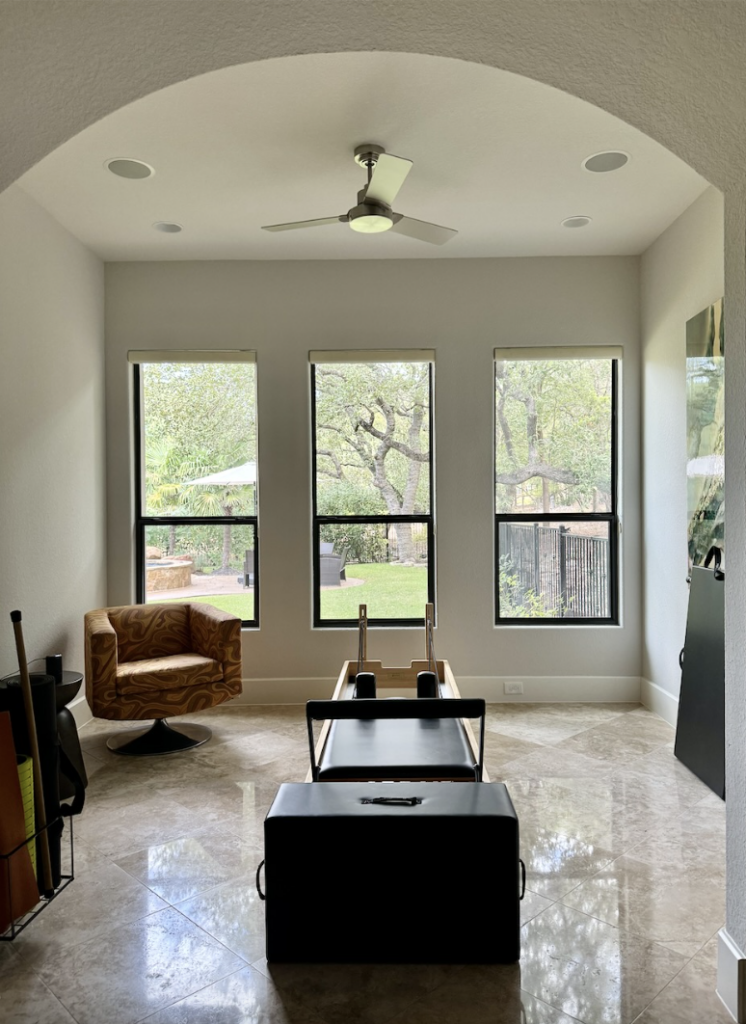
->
xmin=494 ymin=356 xmax=619 ymax=626
xmin=311 ymin=360 xmax=436 ymax=629
xmin=133 ymin=361 xmax=259 ymax=629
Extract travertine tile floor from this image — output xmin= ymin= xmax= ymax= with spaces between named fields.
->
xmin=0 ymin=703 xmax=730 ymax=1024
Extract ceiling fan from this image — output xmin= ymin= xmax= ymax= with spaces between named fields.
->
xmin=262 ymin=144 xmax=457 ymax=245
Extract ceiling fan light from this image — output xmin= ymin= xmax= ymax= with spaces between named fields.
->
xmin=349 ymin=214 xmax=393 ymax=234
xmin=347 ymin=201 xmax=394 ymax=234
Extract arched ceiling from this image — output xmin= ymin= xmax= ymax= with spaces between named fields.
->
xmin=2 ymin=1 xmax=744 ymax=203
xmin=17 ymin=52 xmax=707 ymax=260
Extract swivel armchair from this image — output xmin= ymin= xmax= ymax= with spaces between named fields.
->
xmin=84 ymin=602 xmax=242 ymax=756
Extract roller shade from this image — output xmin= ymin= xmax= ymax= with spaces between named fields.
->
xmin=310 ymin=349 xmax=435 ymax=364
xmin=128 ymin=350 xmax=256 ymax=364
xmin=494 ymin=346 xmax=622 ymax=361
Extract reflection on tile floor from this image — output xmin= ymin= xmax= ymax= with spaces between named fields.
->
xmin=1 ymin=703 xmax=729 ymax=1024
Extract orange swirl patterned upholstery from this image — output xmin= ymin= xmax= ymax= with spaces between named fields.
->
xmin=84 ymin=603 xmax=242 ymax=722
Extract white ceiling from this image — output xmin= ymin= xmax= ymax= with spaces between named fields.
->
xmin=17 ymin=52 xmax=709 ymax=261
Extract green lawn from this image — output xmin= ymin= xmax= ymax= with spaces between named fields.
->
xmin=146 ymin=562 xmax=427 ymax=623
xmin=321 ymin=562 xmax=428 ymax=621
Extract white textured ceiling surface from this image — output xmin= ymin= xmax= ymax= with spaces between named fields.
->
xmin=18 ymin=52 xmax=708 ymax=261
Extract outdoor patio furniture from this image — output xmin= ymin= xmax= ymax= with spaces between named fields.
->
xmin=320 ymin=545 xmax=346 ymax=586
xmin=237 ymin=549 xmax=255 ymax=588
xmin=84 ymin=602 xmax=242 ymax=755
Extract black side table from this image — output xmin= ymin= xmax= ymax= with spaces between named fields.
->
xmin=55 ymin=671 xmax=83 ymax=712
xmin=0 ymin=669 xmax=87 ymax=811
xmin=54 ymin=673 xmax=87 ymax=811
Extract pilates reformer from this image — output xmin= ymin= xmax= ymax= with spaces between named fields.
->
xmin=304 ymin=604 xmax=489 ymax=783
xmin=259 ymin=605 xmax=524 ymax=964
xmin=259 ymin=605 xmax=525 ymax=964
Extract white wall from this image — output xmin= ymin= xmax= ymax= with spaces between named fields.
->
xmin=105 ymin=256 xmax=641 ymax=702
xmin=0 ymin=186 xmax=106 ymax=719
xmin=640 ymin=187 xmax=725 ymax=724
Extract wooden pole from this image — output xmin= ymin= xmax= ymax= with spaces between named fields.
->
xmin=425 ymin=603 xmax=434 ymax=669
xmin=10 ymin=611 xmax=54 ymax=897
xmin=357 ymin=604 xmax=367 ymax=673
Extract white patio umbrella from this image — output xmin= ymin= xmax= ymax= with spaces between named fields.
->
xmin=185 ymin=461 xmax=256 ymax=486
xmin=687 ymin=454 xmax=724 ymax=479
xmin=183 ymin=461 xmax=256 ymax=574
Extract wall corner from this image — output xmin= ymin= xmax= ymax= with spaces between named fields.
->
xmin=718 ymin=928 xmax=746 ymax=1022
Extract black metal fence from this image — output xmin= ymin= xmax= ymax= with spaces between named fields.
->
xmin=498 ymin=522 xmax=610 ymax=618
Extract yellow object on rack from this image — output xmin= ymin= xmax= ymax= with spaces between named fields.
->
xmin=16 ymin=756 xmax=36 ymax=878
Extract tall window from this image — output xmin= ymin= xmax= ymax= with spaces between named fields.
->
xmin=311 ymin=351 xmax=435 ymax=627
xmin=132 ymin=351 xmax=258 ymax=627
xmin=494 ymin=347 xmax=620 ymax=624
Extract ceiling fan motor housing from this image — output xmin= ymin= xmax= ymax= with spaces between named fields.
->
xmin=347 ymin=198 xmax=394 ymax=233
xmin=353 ymin=143 xmax=385 ymax=167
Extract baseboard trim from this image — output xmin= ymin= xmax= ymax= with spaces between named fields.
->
xmin=458 ymin=676 xmax=640 ymax=703
xmin=718 ymin=928 xmax=746 ymax=1022
xmin=229 ymin=678 xmax=337 ymax=705
xmin=69 ymin=693 xmax=92 ymax=729
xmin=640 ymin=677 xmax=679 ymax=727
xmin=229 ymin=675 xmax=641 ymax=705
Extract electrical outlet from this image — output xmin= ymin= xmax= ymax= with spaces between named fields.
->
xmin=504 ymin=681 xmax=524 ymax=695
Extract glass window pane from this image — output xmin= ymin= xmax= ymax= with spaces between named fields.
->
xmin=141 ymin=362 xmax=257 ymax=517
xmin=315 ymin=362 xmax=431 ymax=516
xmin=498 ymin=520 xmax=611 ymax=619
xmin=495 ymin=359 xmax=612 ymax=515
xmin=144 ymin=523 xmax=256 ymax=622
xmin=318 ymin=522 xmax=429 ymax=622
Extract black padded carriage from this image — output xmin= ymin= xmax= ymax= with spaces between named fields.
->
xmin=306 ymin=697 xmax=486 ymax=782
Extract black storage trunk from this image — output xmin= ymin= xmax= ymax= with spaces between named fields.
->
xmin=263 ymin=781 xmax=520 ymax=964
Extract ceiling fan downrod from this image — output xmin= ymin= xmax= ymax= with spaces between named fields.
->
xmin=349 ymin=143 xmax=393 ymax=233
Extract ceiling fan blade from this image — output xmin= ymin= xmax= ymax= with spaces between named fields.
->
xmin=365 ymin=153 xmax=413 ymax=207
xmin=390 ymin=214 xmax=457 ymax=245
xmin=262 ymin=216 xmax=347 ymax=232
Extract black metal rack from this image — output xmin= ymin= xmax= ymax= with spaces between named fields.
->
xmin=0 ymin=815 xmax=74 ymax=941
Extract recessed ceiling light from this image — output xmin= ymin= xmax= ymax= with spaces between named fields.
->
xmin=153 ymin=222 xmax=182 ymax=233
xmin=105 ymin=158 xmax=154 ymax=179
xmin=562 ymin=216 xmax=592 ymax=228
xmin=583 ymin=151 xmax=629 ymax=173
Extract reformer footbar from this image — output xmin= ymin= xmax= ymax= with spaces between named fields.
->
xmin=307 ymin=696 xmax=486 ymax=782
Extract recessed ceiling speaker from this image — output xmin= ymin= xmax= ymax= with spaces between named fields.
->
xmin=106 ymin=158 xmax=154 ymax=179
xmin=562 ymin=216 xmax=592 ymax=228
xmin=583 ymin=151 xmax=629 ymax=173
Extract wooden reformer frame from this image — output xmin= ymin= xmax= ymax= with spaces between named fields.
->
xmin=305 ymin=604 xmax=489 ymax=783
